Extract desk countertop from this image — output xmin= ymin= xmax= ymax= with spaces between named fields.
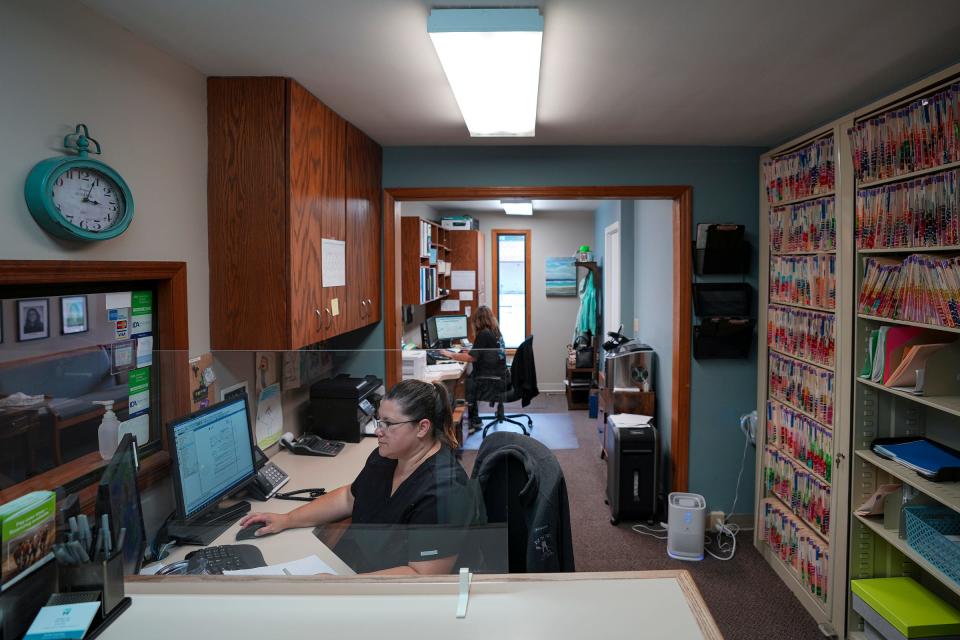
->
xmin=115 ymin=571 xmax=721 ymax=639
xmin=144 ymin=440 xmax=378 ymax=575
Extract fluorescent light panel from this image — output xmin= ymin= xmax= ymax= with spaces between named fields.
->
xmin=501 ymin=200 xmax=533 ymax=216
xmin=428 ymin=9 xmax=543 ymax=137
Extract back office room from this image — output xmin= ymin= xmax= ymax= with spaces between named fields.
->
xmin=3 ymin=1 xmax=960 ymax=639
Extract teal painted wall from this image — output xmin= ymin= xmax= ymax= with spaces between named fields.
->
xmin=382 ymin=145 xmax=765 ymax=515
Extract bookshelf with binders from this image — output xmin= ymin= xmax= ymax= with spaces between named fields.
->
xmin=756 ymin=126 xmax=850 ymax=634
xmin=846 ymin=67 xmax=960 ymax=639
xmin=401 ymin=216 xmax=452 ymax=305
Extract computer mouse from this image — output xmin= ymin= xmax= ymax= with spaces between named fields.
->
xmin=236 ymin=521 xmax=269 ymax=541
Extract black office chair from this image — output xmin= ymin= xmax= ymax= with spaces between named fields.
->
xmin=474 ymin=335 xmax=539 ymax=438
xmin=469 ymin=431 xmax=575 ymax=573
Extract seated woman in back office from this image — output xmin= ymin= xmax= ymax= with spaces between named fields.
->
xmin=239 ymin=379 xmax=483 ymax=575
xmin=439 ymin=305 xmax=506 ymax=431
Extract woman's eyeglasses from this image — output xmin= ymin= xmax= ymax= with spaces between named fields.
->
xmin=373 ymin=417 xmax=421 ymax=432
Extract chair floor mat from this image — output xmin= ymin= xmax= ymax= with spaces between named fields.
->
xmin=461 ymin=412 xmax=580 ymax=450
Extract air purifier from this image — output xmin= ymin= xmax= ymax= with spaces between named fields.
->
xmin=667 ymin=492 xmax=706 ymax=561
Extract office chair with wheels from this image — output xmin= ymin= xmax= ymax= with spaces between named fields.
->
xmin=474 ymin=335 xmax=539 ymax=438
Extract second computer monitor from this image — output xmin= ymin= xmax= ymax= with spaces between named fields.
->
xmin=168 ymin=395 xmax=257 ymax=521
xmin=429 ymin=315 xmax=468 ymax=346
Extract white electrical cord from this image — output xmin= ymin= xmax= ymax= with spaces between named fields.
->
xmin=631 ymin=522 xmax=669 ymax=540
xmin=704 ymin=422 xmax=752 ymax=561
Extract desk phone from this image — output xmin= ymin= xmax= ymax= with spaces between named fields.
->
xmin=248 ymin=446 xmax=290 ymax=501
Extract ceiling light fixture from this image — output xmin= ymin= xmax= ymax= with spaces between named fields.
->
xmin=501 ymin=200 xmax=533 ymax=216
xmin=428 ymin=8 xmax=543 ymax=137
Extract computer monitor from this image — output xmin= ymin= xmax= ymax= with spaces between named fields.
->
xmin=96 ymin=434 xmax=147 ymax=575
xmin=168 ymin=395 xmax=257 ymax=522
xmin=427 ymin=315 xmax=468 ymax=346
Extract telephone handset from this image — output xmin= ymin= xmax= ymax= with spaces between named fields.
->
xmin=247 ymin=446 xmax=290 ymax=501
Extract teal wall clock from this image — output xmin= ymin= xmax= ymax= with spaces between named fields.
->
xmin=24 ymin=124 xmax=134 ymax=241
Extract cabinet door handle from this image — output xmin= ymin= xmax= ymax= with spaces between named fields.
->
xmin=325 ymin=308 xmax=333 ymax=329
xmin=314 ymin=308 xmax=322 ymax=328
xmin=360 ymin=299 xmax=368 ymax=317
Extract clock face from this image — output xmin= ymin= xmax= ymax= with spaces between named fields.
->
xmin=50 ymin=167 xmax=126 ymax=233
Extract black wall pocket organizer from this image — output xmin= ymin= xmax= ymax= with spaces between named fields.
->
xmin=693 ymin=283 xmax=754 ymax=359
xmin=691 ymin=223 xmax=754 ymax=360
xmin=693 ymin=223 xmax=750 ymax=276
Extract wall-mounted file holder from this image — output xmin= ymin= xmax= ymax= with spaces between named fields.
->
xmin=693 ymin=317 xmax=755 ymax=359
xmin=692 ymin=283 xmax=753 ymax=359
xmin=692 ymin=283 xmax=751 ymax=317
xmin=693 ymin=223 xmax=750 ymax=275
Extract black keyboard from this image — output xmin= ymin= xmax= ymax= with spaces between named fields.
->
xmin=184 ymin=544 xmax=266 ymax=574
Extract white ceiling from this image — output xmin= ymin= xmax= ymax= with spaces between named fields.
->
xmin=82 ymin=0 xmax=960 ymax=147
xmin=402 ymin=199 xmax=606 ymax=217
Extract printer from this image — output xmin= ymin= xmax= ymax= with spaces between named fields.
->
xmin=306 ymin=374 xmax=384 ymax=442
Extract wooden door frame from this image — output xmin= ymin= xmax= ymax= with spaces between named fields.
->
xmin=490 ymin=228 xmax=532 ymax=348
xmin=383 ymin=186 xmax=692 ymax=492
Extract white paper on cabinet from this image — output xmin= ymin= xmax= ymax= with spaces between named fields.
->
xmin=459 ymin=291 xmax=473 ymax=301
xmin=441 ymin=300 xmax=460 ymax=312
xmin=451 ymin=270 xmax=475 ymax=290
xmin=321 ymin=239 xmax=346 ymax=287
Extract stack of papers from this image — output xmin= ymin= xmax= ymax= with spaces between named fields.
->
xmin=873 ymin=439 xmax=960 ymax=480
xmin=222 ymin=555 xmax=338 ymax=576
xmin=426 ymin=363 xmax=462 ymax=372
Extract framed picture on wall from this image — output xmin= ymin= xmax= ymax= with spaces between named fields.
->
xmin=60 ymin=295 xmax=88 ymax=335
xmin=17 ymin=298 xmax=49 ymax=341
xmin=545 ymin=257 xmax=577 ymax=297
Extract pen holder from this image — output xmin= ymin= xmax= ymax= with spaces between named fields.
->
xmin=57 ymin=549 xmax=125 ymax=617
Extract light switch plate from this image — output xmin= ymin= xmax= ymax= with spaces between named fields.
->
xmin=331 ymin=298 xmax=340 ymax=316
xmin=633 ymin=318 xmax=639 ymax=333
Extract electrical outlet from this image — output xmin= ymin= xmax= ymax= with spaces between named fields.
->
xmin=708 ymin=511 xmax=725 ymax=530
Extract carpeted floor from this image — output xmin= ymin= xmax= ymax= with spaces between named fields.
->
xmin=460 ymin=393 xmax=822 ymax=640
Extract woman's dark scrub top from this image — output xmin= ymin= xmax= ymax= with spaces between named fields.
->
xmin=333 ymin=444 xmax=483 ymax=573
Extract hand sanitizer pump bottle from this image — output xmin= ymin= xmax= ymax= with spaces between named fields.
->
xmin=94 ymin=400 xmax=120 ymax=460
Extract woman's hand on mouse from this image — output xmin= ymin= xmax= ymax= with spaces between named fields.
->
xmin=238 ymin=512 xmax=290 ymax=536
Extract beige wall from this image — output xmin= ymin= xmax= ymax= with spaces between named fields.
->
xmin=471 ymin=211 xmax=594 ymax=391
xmin=0 ymin=0 xmax=209 ymax=353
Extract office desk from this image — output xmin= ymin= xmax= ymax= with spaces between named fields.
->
xmin=145 ymin=441 xmax=377 ymax=574
xmin=114 ymin=571 xmax=721 ymax=639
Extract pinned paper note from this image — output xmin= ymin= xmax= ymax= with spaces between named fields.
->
xmin=441 ymin=300 xmax=460 ymax=312
xmin=459 ymin=291 xmax=473 ymax=301
xmin=105 ymin=291 xmax=132 ymax=311
xmin=322 ymin=238 xmax=346 ymax=287
xmin=451 ymin=270 xmax=475 ymax=290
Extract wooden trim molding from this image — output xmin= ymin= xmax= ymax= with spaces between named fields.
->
xmin=0 ymin=260 xmax=190 ymax=503
xmin=671 ymin=188 xmax=693 ymax=493
xmin=384 ymin=187 xmax=694 ymax=493
xmin=490 ymin=228 xmax=532 ymax=344
xmin=383 ymin=191 xmax=402 ymax=388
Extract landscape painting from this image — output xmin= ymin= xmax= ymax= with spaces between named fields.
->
xmin=545 ymin=257 xmax=577 ymax=297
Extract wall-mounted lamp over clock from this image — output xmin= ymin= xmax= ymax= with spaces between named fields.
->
xmin=24 ymin=124 xmax=134 ymax=241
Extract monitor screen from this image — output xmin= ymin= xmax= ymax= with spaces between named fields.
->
xmin=96 ymin=434 xmax=146 ymax=575
xmin=168 ymin=396 xmax=256 ymax=521
xmin=433 ymin=315 xmax=468 ymax=341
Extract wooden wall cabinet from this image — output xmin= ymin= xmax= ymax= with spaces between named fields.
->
xmin=208 ymin=77 xmax=382 ymax=350
xmin=445 ymin=230 xmax=485 ymax=337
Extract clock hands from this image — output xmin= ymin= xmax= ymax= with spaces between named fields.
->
xmin=82 ymin=181 xmax=96 ymax=203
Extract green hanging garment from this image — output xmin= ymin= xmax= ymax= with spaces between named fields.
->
xmin=575 ymin=271 xmax=597 ymax=338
